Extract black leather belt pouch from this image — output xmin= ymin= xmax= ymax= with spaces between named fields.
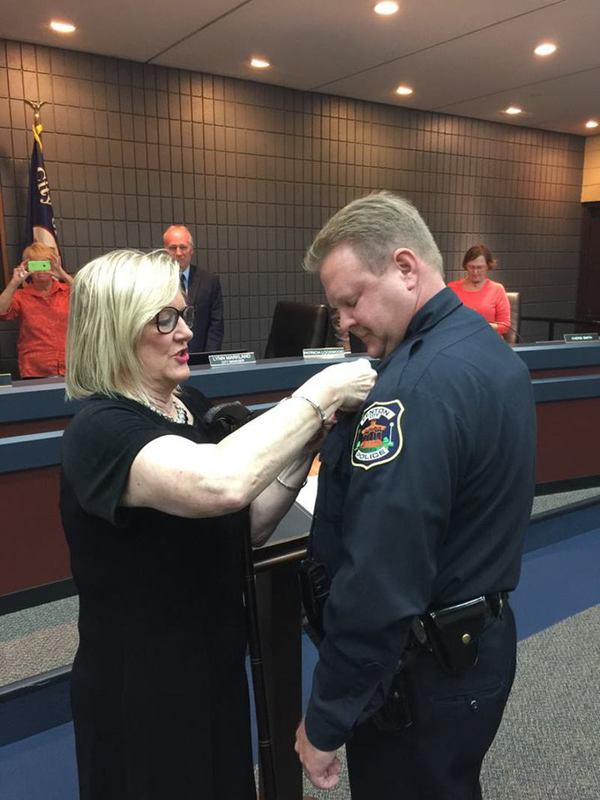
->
xmin=298 ymin=559 xmax=330 ymax=644
xmin=424 ymin=596 xmax=488 ymax=673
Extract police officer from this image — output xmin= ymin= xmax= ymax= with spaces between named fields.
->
xmin=294 ymin=192 xmax=536 ymax=799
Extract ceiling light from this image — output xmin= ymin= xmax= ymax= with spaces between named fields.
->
xmin=585 ymin=120 xmax=599 ymax=129
xmin=250 ymin=57 xmax=270 ymax=69
xmin=395 ymin=85 xmax=413 ymax=96
xmin=49 ymin=20 xmax=76 ymax=34
xmin=504 ymin=106 xmax=523 ymax=115
xmin=534 ymin=42 xmax=557 ymax=57
xmin=374 ymin=1 xmax=399 ymax=15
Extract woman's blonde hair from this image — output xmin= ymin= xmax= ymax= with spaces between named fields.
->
xmin=65 ymin=249 xmax=180 ymax=402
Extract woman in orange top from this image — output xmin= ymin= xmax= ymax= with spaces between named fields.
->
xmin=447 ymin=245 xmax=511 ymax=337
xmin=0 ymin=243 xmax=73 ymax=378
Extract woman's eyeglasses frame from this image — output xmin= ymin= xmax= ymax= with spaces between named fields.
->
xmin=154 ymin=305 xmax=195 ymax=334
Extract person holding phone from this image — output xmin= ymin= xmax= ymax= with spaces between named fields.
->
xmin=0 ymin=242 xmax=73 ymax=378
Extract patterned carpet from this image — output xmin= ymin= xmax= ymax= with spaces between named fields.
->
xmin=1 ymin=492 xmax=599 ymax=799
xmin=0 ymin=598 xmax=78 ymax=687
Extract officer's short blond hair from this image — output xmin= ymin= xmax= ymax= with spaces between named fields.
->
xmin=304 ymin=191 xmax=444 ymax=277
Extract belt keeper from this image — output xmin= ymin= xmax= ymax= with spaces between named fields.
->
xmin=487 ymin=592 xmax=506 ymax=618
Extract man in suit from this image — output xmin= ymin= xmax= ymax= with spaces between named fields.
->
xmin=162 ymin=225 xmax=224 ymax=352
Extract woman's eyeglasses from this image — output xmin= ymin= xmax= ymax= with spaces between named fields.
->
xmin=154 ymin=305 xmax=195 ymax=334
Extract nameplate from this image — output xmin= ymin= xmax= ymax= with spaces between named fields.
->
xmin=563 ymin=333 xmax=599 ymax=343
xmin=208 ymin=352 xmax=256 ymax=367
xmin=0 ymin=373 xmax=12 ymax=387
xmin=302 ymin=347 xmax=346 ymax=360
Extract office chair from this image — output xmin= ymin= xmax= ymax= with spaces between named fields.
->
xmin=504 ymin=291 xmax=521 ymax=345
xmin=264 ymin=301 xmax=330 ymax=358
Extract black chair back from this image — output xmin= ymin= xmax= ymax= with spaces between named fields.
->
xmin=264 ymin=301 xmax=330 ymax=358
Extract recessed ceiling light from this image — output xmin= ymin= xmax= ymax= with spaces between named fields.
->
xmin=534 ymin=42 xmax=557 ymax=57
xmin=250 ymin=57 xmax=270 ymax=69
xmin=374 ymin=1 xmax=399 ymax=15
xmin=585 ymin=120 xmax=599 ymax=129
xmin=504 ymin=106 xmax=523 ymax=115
xmin=49 ymin=20 xmax=76 ymax=34
xmin=395 ymin=85 xmax=413 ymax=96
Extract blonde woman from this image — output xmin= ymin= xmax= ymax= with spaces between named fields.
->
xmin=61 ymin=249 xmax=375 ymax=800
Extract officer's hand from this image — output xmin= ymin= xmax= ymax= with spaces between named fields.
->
xmin=294 ymin=719 xmax=341 ymax=790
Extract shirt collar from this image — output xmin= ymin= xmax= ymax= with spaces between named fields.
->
xmin=404 ymin=286 xmax=461 ymax=339
xmin=24 ymin=279 xmax=68 ymax=296
xmin=377 ymin=287 xmax=461 ymax=370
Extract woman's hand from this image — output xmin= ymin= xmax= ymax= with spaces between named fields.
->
xmin=296 ymin=358 xmax=376 ymax=418
xmin=11 ymin=262 xmax=29 ymax=287
xmin=0 ymin=262 xmax=29 ymax=313
xmin=50 ymin=252 xmax=73 ymax=284
xmin=10 ymin=261 xmax=29 ymax=289
xmin=334 ymin=357 xmax=377 ymax=410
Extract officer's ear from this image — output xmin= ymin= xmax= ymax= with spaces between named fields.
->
xmin=391 ymin=248 xmax=418 ymax=290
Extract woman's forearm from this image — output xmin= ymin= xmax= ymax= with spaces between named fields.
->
xmin=0 ymin=283 xmax=17 ymax=314
xmin=249 ymin=452 xmax=315 ymax=546
xmin=210 ymin=397 xmax=326 ymax=507
xmin=124 ymin=398 xmax=324 ymax=518
xmin=124 ymin=359 xmax=375 ymax=519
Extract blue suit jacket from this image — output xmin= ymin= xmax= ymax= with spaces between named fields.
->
xmin=187 ymin=265 xmax=224 ymax=352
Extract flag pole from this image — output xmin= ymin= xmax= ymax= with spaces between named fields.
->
xmin=0 ymin=103 xmax=47 ymax=287
xmin=23 ymin=99 xmax=61 ymax=255
xmin=24 ymin=99 xmax=47 ymax=126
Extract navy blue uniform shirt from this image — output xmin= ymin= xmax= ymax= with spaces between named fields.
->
xmin=305 ymin=287 xmax=536 ymax=751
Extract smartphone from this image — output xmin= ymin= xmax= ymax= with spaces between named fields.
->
xmin=28 ymin=259 xmax=52 ymax=272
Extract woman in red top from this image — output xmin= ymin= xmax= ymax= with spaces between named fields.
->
xmin=0 ymin=243 xmax=73 ymax=377
xmin=447 ymin=244 xmax=511 ymax=337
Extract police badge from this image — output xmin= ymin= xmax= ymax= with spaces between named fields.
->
xmin=351 ymin=399 xmax=404 ymax=470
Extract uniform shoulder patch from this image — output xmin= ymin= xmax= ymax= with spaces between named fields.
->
xmin=351 ymin=399 xmax=404 ymax=470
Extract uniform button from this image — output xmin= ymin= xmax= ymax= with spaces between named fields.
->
xmin=469 ymin=699 xmax=478 ymax=712
xmin=461 ymin=633 xmax=471 ymax=645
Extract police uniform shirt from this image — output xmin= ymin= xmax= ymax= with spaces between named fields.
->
xmin=305 ymin=287 xmax=536 ymax=752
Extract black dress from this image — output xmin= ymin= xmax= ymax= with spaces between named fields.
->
xmin=60 ymin=387 xmax=256 ymax=800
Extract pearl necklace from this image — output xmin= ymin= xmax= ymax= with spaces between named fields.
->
xmin=144 ymin=396 xmax=189 ymax=425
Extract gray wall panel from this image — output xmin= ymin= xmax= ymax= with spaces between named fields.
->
xmin=0 ymin=38 xmax=585 ymax=362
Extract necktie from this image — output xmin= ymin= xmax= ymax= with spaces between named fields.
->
xmin=180 ymin=272 xmax=187 ymax=293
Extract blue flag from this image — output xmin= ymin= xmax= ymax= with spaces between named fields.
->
xmin=26 ymin=122 xmax=60 ymax=252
